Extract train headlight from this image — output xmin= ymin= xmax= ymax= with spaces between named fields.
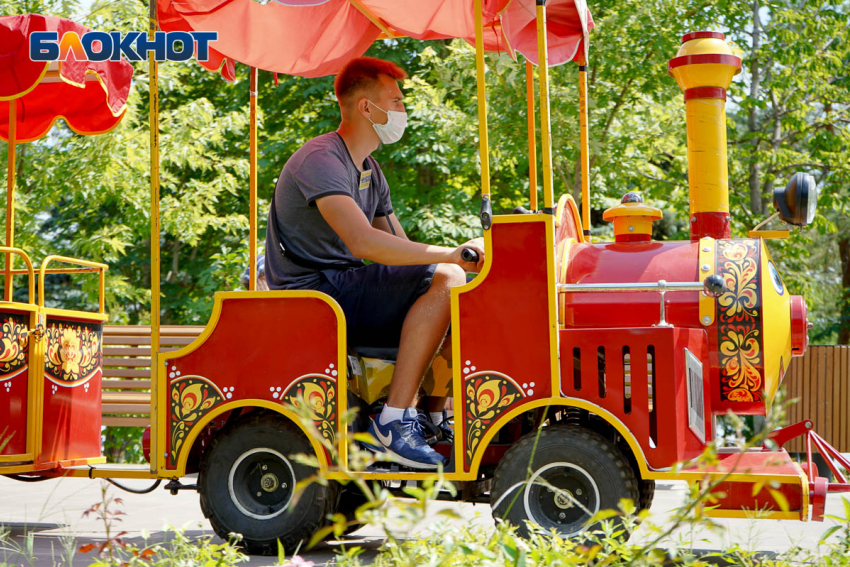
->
xmin=774 ymin=172 xmax=818 ymax=227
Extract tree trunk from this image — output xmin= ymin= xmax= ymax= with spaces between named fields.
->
xmin=762 ymin=90 xmax=783 ymax=212
xmin=839 ymin=236 xmax=850 ymax=345
xmin=748 ymin=0 xmax=763 ymax=215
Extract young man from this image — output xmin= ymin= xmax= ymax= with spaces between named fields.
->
xmin=265 ymin=57 xmax=485 ymax=470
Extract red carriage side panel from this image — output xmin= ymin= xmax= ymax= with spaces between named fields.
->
xmin=164 ymin=294 xmax=342 ymax=469
xmin=560 ymin=326 xmax=710 ymax=470
xmin=455 ymin=217 xmax=556 ymax=473
xmin=39 ymin=316 xmax=103 ymax=465
xmin=0 ymin=310 xmax=32 ymax=457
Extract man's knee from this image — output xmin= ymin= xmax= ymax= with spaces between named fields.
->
xmin=432 ymin=263 xmax=466 ymax=289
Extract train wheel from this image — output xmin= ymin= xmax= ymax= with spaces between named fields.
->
xmin=638 ymin=479 xmax=656 ymax=512
xmin=331 ymin=482 xmax=372 ymax=536
xmin=199 ymin=413 xmax=337 ymax=555
xmin=490 ymin=425 xmax=638 ymax=539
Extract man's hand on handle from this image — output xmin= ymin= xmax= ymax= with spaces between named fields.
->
xmin=451 ymin=237 xmax=485 ymax=273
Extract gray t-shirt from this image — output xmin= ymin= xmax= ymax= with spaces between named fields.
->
xmin=265 ymin=132 xmax=393 ymax=290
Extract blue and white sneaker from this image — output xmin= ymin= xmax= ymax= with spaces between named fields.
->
xmin=366 ymin=408 xmax=447 ymax=470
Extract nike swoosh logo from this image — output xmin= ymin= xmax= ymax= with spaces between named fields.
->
xmin=375 ymin=426 xmax=393 ymax=447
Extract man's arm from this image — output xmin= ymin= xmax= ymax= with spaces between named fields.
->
xmin=316 ymin=195 xmax=483 ymax=271
xmin=372 ymin=213 xmax=408 ymax=240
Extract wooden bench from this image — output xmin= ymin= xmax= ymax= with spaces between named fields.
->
xmin=101 ymin=325 xmax=205 ymax=427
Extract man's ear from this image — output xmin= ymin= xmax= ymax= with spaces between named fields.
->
xmin=357 ymin=98 xmax=372 ymax=121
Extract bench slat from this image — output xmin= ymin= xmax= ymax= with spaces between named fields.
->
xmin=102 ymin=403 xmax=150 ymax=414
xmin=102 ymin=393 xmax=150 ymax=404
xmin=103 ymin=336 xmax=195 ymax=346
xmin=102 ymin=380 xmax=152 ymax=390
xmin=102 ymin=358 xmax=152 ymax=368
xmin=102 ymin=416 xmax=150 ymax=427
xmin=105 ymin=325 xmax=206 ymax=336
xmin=103 ymin=368 xmax=150 ymax=378
xmin=103 ymin=347 xmax=153 ymax=357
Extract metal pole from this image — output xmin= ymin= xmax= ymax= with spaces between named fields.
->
xmin=525 ymin=61 xmax=538 ymax=211
xmin=578 ymin=54 xmax=591 ymax=239
xmin=149 ymin=0 xmax=161 ymax=473
xmin=473 ymin=0 xmax=490 ymax=200
xmin=249 ymin=67 xmax=258 ymax=291
xmin=535 ymin=0 xmax=554 ymax=211
xmin=5 ymin=100 xmax=16 ymax=302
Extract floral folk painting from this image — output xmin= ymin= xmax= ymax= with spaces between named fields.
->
xmin=716 ymin=240 xmax=764 ymax=403
xmin=283 ymin=374 xmax=337 ymax=447
xmin=0 ymin=313 xmax=29 ymax=381
xmin=44 ymin=320 xmax=102 ymax=386
xmin=464 ymin=371 xmax=524 ymax=468
xmin=169 ymin=376 xmax=224 ymax=465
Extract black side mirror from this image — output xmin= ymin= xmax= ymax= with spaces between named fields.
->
xmin=774 ymin=172 xmax=818 ymax=227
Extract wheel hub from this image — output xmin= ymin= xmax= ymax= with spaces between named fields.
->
xmin=525 ymin=462 xmax=600 ymax=534
xmin=261 ymin=473 xmax=279 ymax=492
xmin=228 ymin=448 xmax=295 ymax=520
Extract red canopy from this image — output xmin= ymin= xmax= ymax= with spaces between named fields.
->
xmin=0 ymin=15 xmax=134 ymax=143
xmin=158 ymin=0 xmax=593 ymax=81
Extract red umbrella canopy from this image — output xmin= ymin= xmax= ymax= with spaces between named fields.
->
xmin=0 ymin=14 xmax=134 ymax=143
xmin=158 ymin=0 xmax=594 ymax=81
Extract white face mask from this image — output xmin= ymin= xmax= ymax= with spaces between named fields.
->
xmin=366 ymin=100 xmax=407 ymax=145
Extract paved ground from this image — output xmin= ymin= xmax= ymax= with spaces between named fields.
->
xmin=0 ymin=476 xmax=845 ymax=566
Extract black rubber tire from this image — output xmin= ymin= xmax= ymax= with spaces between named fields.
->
xmin=198 ymin=413 xmax=337 ymax=556
xmin=331 ymin=482 xmax=371 ymax=536
xmin=638 ymin=478 xmax=656 ymax=512
xmin=490 ymin=425 xmax=639 ymax=539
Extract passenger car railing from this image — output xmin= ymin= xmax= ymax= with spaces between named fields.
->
xmin=0 ymin=247 xmax=35 ymax=304
xmin=39 ymin=255 xmax=109 ymax=314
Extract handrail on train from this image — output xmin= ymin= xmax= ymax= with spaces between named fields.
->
xmin=39 ymin=255 xmax=109 ymax=314
xmin=557 ymin=278 xmax=728 ymax=327
xmin=0 ymin=247 xmax=35 ymax=305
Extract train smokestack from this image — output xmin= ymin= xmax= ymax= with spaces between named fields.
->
xmin=668 ymin=32 xmax=742 ymax=240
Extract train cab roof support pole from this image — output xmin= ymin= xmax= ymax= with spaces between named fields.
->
xmin=526 ymin=61 xmax=538 ymax=212
xmin=473 ymin=0 xmax=492 ymax=228
xmin=536 ymin=0 xmax=554 ymax=212
xmin=4 ymin=100 xmax=15 ymax=302
xmin=149 ymin=0 xmax=162 ymax=473
xmin=578 ymin=54 xmax=591 ymax=239
xmin=248 ymin=67 xmax=258 ymax=291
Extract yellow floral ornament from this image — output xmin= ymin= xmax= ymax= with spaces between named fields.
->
xmin=169 ymin=377 xmax=223 ymax=464
xmin=464 ymin=371 xmax=523 ymax=467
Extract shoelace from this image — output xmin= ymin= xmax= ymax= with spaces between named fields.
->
xmin=397 ymin=417 xmax=432 ymax=449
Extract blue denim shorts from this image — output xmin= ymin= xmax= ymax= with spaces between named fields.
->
xmin=316 ymin=263 xmax=437 ymax=348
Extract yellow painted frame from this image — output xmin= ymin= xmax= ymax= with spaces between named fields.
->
xmin=157 ymin=290 xmax=348 ymax=477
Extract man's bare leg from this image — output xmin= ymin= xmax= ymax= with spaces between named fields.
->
xmin=386 ymin=264 xmax=465 ymax=409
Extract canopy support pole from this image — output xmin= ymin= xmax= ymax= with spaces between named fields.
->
xmin=578 ymin=54 xmax=591 ymax=239
xmin=248 ymin=67 xmax=258 ymax=291
xmin=536 ymin=0 xmax=554 ymax=211
xmin=473 ymin=0 xmax=491 ymax=217
xmin=5 ymin=100 xmax=15 ymax=302
xmin=526 ymin=61 xmax=537 ymax=211
xmin=149 ymin=0 xmax=161 ymax=474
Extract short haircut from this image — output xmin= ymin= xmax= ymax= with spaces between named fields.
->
xmin=334 ymin=57 xmax=407 ymax=106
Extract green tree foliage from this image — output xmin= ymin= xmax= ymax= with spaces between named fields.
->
xmin=0 ymin=0 xmax=846 ymax=341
